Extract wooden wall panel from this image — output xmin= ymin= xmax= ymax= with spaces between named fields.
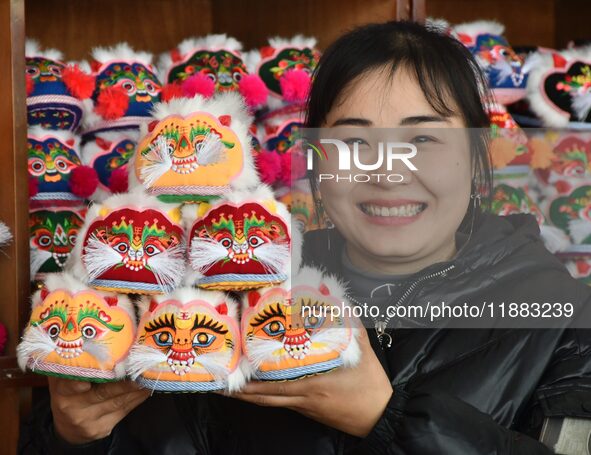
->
xmin=555 ymin=0 xmax=591 ymax=48
xmin=0 ymin=0 xmax=28 ymax=357
xmin=426 ymin=0 xmax=556 ymax=48
xmin=0 ymin=0 xmax=28 ymax=451
xmin=25 ymin=0 xmax=213 ymax=60
xmin=212 ymin=0 xmax=397 ymax=50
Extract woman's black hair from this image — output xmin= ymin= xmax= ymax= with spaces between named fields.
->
xmin=305 ymin=20 xmax=492 ymax=233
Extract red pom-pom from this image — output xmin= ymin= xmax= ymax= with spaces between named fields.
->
xmin=239 ymin=74 xmax=268 ymax=108
xmin=29 ymin=178 xmax=39 ymax=197
xmin=279 ymin=69 xmax=311 ymax=104
xmin=279 ymin=151 xmax=307 ymax=185
xmin=0 ymin=322 xmax=7 ymax=355
xmin=255 ymin=150 xmax=281 ymax=185
xmin=108 ymin=167 xmax=129 ymax=193
xmin=95 ymin=86 xmax=129 ymax=120
xmin=69 ymin=165 xmax=99 ymax=198
xmin=62 ymin=65 xmax=95 ymax=99
xmin=26 ymin=73 xmax=34 ymax=96
xmin=181 ymin=74 xmax=215 ymax=99
xmin=160 ymin=82 xmax=184 ymax=102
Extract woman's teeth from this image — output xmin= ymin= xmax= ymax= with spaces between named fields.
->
xmin=359 ymin=203 xmax=425 ymax=217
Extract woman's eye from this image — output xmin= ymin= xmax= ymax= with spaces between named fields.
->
xmin=411 ymin=135 xmax=438 ymax=144
xmin=193 ymin=332 xmax=215 ymax=348
xmin=343 ymin=137 xmax=369 ymax=147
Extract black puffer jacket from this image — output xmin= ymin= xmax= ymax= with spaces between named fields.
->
xmin=19 ymin=213 xmax=591 ymax=454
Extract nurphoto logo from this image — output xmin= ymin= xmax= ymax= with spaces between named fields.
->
xmin=306 ymin=138 xmax=418 ymax=183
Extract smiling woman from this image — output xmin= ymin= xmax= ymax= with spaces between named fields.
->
xmin=298 ymin=20 xmax=591 ymax=454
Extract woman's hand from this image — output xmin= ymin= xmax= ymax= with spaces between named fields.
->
xmin=230 ymin=328 xmax=393 ymax=437
xmin=48 ymin=377 xmax=150 ymax=445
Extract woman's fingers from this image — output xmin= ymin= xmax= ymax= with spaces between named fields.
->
xmin=231 ymin=392 xmax=302 ymax=408
xmin=87 ymin=380 xmax=144 ymax=405
xmin=239 ymin=379 xmax=306 ymax=396
xmin=48 ymin=377 xmax=92 ymax=396
xmin=48 ymin=377 xmax=150 ymax=445
xmin=94 ymin=389 xmax=151 ymax=416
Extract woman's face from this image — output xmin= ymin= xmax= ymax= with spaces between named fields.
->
xmin=317 ymin=67 xmax=472 ymax=274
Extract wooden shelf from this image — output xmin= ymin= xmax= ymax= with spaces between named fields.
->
xmin=0 ymin=357 xmax=47 ymax=389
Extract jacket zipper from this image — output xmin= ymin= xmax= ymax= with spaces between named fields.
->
xmin=375 ymin=264 xmax=456 ymax=347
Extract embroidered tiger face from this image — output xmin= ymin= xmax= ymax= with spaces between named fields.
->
xmin=257 ymin=47 xmax=320 ymax=98
xmin=471 ymin=34 xmax=526 ymax=89
xmin=30 ymin=209 xmax=85 ymax=278
xmin=546 ymin=136 xmax=591 ymax=183
xmin=26 ymin=57 xmax=83 ymax=130
xmin=26 ymin=57 xmax=65 ymax=91
xmin=242 ymin=285 xmax=352 ymax=377
xmin=189 ymin=201 xmax=290 ymax=290
xmin=90 ymin=138 xmax=135 ymax=190
xmin=81 ymin=208 xmax=185 ymax=294
xmin=131 ymin=299 xmax=240 ymax=385
xmin=135 ymin=113 xmax=244 ymax=200
xmin=28 ymin=136 xmax=81 ymax=194
xmin=93 ymin=61 xmax=162 ymax=117
xmin=491 ymin=184 xmax=545 ymax=225
xmin=265 ymin=120 xmax=301 ymax=155
xmin=167 ymin=50 xmax=248 ymax=93
xmin=18 ymin=288 xmax=134 ymax=380
xmin=279 ymin=188 xmax=322 ymax=232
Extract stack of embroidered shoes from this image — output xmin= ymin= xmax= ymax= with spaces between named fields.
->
xmin=18 ymin=65 xmax=360 ymax=390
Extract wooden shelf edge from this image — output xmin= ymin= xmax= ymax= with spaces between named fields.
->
xmin=0 ymin=357 xmax=47 ymax=388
